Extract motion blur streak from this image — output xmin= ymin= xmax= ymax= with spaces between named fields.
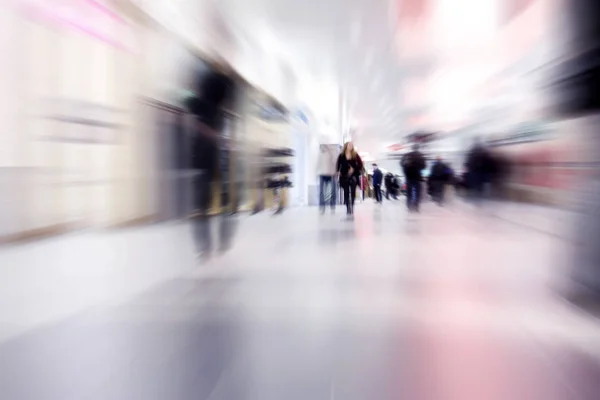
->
xmin=0 ymin=0 xmax=600 ymax=399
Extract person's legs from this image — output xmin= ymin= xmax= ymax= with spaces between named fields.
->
xmin=429 ymin=180 xmax=439 ymax=204
xmin=319 ymin=175 xmax=326 ymax=212
xmin=438 ymin=183 xmax=446 ymax=205
xmin=349 ymin=181 xmax=357 ymax=214
xmin=342 ymin=182 xmax=351 ymax=214
xmin=273 ymin=188 xmax=284 ymax=214
xmin=219 ymin=181 xmax=240 ymax=253
xmin=328 ymin=176 xmax=336 ymax=210
xmin=406 ymin=181 xmax=416 ymax=211
xmin=469 ymin=172 xmax=484 ymax=205
xmin=192 ymin=172 xmax=213 ymax=256
xmin=414 ymin=180 xmax=422 ymax=211
xmin=375 ymin=185 xmax=382 ymax=203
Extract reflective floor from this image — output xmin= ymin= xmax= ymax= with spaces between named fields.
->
xmin=1 ymin=201 xmax=600 ymax=399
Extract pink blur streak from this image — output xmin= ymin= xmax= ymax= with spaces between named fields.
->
xmin=19 ymin=0 xmax=134 ymax=52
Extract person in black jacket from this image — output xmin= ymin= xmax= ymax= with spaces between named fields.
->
xmin=185 ymin=59 xmax=238 ymax=263
xmin=384 ymin=173 xmax=392 ymax=199
xmin=401 ymin=144 xmax=427 ymax=212
xmin=336 ymin=142 xmax=363 ymax=217
xmin=465 ymin=139 xmax=494 ymax=204
xmin=372 ymin=164 xmax=383 ymax=203
xmin=428 ymin=156 xmax=452 ymax=205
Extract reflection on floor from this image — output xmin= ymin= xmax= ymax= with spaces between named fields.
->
xmin=1 ymin=201 xmax=599 ymax=399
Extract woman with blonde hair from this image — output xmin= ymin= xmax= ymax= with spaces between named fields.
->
xmin=336 ymin=142 xmax=364 ymax=217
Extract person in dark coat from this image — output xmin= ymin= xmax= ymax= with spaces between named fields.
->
xmin=428 ymin=156 xmax=452 ymax=205
xmin=401 ymin=144 xmax=427 ymax=212
xmin=372 ymin=163 xmax=383 ymax=203
xmin=465 ymin=139 xmax=494 ymax=203
xmin=185 ymin=59 xmax=238 ymax=263
xmin=336 ymin=142 xmax=363 ymax=217
xmin=384 ymin=173 xmax=392 ymax=199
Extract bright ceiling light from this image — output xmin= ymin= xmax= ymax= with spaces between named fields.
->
xmin=433 ymin=0 xmax=499 ymax=51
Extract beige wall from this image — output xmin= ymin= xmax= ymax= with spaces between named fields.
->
xmin=0 ymin=4 xmax=155 ymax=239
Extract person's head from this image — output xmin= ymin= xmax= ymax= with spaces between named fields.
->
xmin=342 ymin=142 xmax=357 ymax=157
xmin=372 ymin=163 xmax=378 ymax=169
xmin=436 ymin=156 xmax=442 ymax=162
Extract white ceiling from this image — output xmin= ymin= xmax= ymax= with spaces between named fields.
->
xmin=215 ymin=0 xmax=404 ymax=154
xmin=129 ymin=0 xmax=551 ymax=157
xmin=209 ymin=0 xmax=548 ymax=157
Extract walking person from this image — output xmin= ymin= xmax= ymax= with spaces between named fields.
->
xmin=465 ymin=139 xmax=494 ymax=205
xmin=185 ymin=58 xmax=238 ymax=263
xmin=317 ymin=142 xmax=337 ymax=214
xmin=428 ymin=156 xmax=452 ymax=205
xmin=401 ymin=144 xmax=427 ymax=212
xmin=336 ymin=142 xmax=364 ymax=218
xmin=384 ymin=173 xmax=392 ymax=200
xmin=372 ymin=163 xmax=383 ymax=203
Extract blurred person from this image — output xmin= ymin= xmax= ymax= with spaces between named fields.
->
xmin=372 ymin=163 xmax=383 ymax=203
xmin=393 ymin=175 xmax=402 ymax=198
xmin=456 ymin=162 xmax=470 ymax=196
xmin=185 ymin=57 xmax=238 ymax=263
xmin=465 ymin=139 xmax=494 ymax=204
xmin=384 ymin=173 xmax=393 ymax=199
xmin=401 ymin=144 xmax=427 ymax=212
xmin=490 ymin=153 xmax=511 ymax=200
xmin=428 ymin=156 xmax=452 ymax=205
xmin=317 ymin=143 xmax=337 ymax=214
xmin=336 ymin=142 xmax=364 ymax=218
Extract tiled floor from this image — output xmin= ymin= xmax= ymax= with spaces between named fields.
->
xmin=0 ymin=200 xmax=599 ymax=399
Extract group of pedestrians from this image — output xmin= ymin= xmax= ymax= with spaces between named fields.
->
xmin=318 ymin=141 xmax=451 ymax=217
xmin=400 ymin=141 xmax=509 ymax=212
xmin=318 ymin=139 xmax=505 ymax=217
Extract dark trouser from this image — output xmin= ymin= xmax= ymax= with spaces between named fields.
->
xmin=341 ymin=179 xmax=357 ymax=215
xmin=468 ymin=172 xmax=487 ymax=205
xmin=191 ymin=167 xmax=237 ymax=255
xmin=374 ymin=184 xmax=382 ymax=203
xmin=319 ymin=175 xmax=336 ymax=210
xmin=406 ymin=180 xmax=422 ymax=211
xmin=429 ymin=180 xmax=445 ymax=204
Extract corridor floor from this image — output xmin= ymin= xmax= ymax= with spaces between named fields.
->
xmin=1 ymin=201 xmax=599 ymax=400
